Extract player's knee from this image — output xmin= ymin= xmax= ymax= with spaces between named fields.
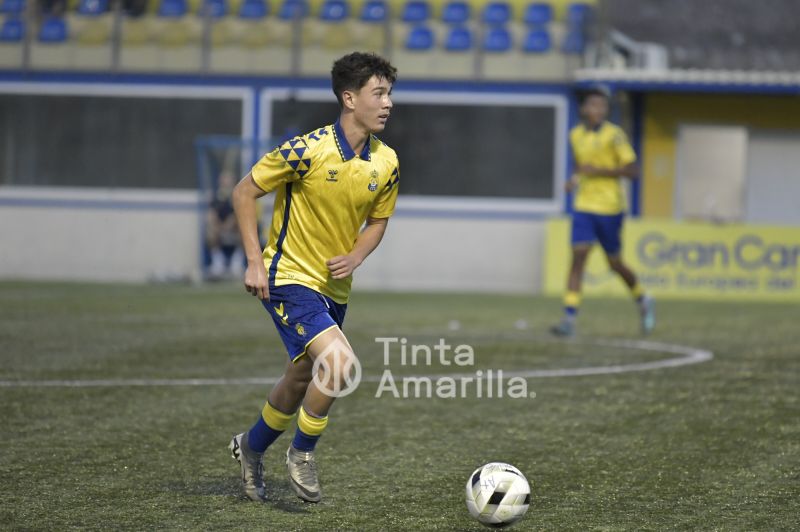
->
xmin=571 ymin=250 xmax=589 ymax=269
xmin=314 ymin=348 xmax=357 ymax=392
xmin=285 ymin=357 xmax=313 ymax=384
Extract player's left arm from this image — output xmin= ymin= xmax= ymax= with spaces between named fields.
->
xmin=327 ymin=160 xmax=399 ymax=280
xmin=327 ymin=217 xmax=389 ymax=280
xmin=580 ymin=162 xmax=638 ymax=179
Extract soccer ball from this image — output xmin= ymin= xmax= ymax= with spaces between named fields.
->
xmin=465 ymin=462 xmax=531 ymax=528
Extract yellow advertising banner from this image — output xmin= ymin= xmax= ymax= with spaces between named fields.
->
xmin=544 ymin=218 xmax=800 ymax=301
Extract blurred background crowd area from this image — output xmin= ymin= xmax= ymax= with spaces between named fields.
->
xmin=0 ymin=0 xmax=594 ymax=79
xmin=2 ymin=0 xmax=798 ymax=79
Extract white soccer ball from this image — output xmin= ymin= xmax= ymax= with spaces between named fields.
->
xmin=465 ymin=462 xmax=531 ymax=528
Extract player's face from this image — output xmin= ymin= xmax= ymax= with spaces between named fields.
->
xmin=352 ymin=75 xmax=393 ymax=133
xmin=581 ymin=95 xmax=608 ymax=126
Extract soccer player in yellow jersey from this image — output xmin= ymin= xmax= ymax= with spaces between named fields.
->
xmin=551 ymin=86 xmax=655 ymax=337
xmin=228 ymin=52 xmax=399 ymax=503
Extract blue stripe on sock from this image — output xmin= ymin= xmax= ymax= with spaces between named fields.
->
xmin=248 ymin=416 xmax=285 ymax=453
xmin=292 ymin=429 xmax=320 ymax=452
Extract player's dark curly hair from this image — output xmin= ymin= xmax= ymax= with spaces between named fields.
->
xmin=331 ymin=52 xmax=398 ymax=108
xmin=579 ymin=84 xmax=611 ymax=104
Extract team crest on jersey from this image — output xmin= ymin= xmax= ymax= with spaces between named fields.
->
xmin=295 ymin=323 xmax=306 ymax=336
xmin=368 ymin=170 xmax=379 ymax=192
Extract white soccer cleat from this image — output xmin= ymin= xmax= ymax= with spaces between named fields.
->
xmin=229 ymin=432 xmax=266 ymax=502
xmin=286 ymin=446 xmax=321 ymax=503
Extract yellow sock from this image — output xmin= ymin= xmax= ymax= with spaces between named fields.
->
xmin=261 ymin=401 xmax=295 ymax=431
xmin=297 ymin=407 xmax=328 ymax=437
xmin=293 ymin=407 xmax=329 ymax=452
xmin=563 ymin=291 xmax=581 ymax=309
xmin=631 ymin=284 xmax=645 ymax=300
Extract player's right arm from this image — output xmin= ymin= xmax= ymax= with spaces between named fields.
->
xmin=232 ymin=173 xmax=269 ymax=300
xmin=566 ymin=152 xmax=580 ymax=193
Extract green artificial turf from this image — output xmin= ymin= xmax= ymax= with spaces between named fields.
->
xmin=0 ymin=282 xmax=797 ymax=530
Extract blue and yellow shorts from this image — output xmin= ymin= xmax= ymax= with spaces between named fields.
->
xmin=571 ymin=211 xmax=624 ymax=255
xmin=261 ymin=284 xmax=347 ymax=362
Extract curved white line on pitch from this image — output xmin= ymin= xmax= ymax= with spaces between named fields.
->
xmin=0 ymin=339 xmax=713 ymax=388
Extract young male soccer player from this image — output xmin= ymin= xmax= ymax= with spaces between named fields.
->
xmin=551 ymin=86 xmax=655 ymax=337
xmin=229 ymin=52 xmax=399 ymax=503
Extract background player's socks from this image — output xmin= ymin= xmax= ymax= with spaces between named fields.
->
xmin=631 ymin=284 xmax=646 ymax=304
xmin=550 ymin=291 xmax=580 ymax=336
xmin=563 ymin=291 xmax=581 ymax=321
xmin=292 ymin=407 xmax=328 ymax=452
xmin=248 ymin=401 xmax=295 ymax=453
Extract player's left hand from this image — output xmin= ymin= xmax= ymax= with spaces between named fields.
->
xmin=326 ymin=254 xmax=362 ymax=280
xmin=566 ymin=174 xmax=580 ymax=192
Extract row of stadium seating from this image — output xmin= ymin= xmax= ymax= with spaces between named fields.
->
xmin=0 ymin=0 xmax=593 ymax=79
xmin=0 ymin=0 xmax=594 ymax=22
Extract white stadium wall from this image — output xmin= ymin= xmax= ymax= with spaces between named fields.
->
xmin=0 ymin=187 xmax=204 ymax=283
xmin=354 ymin=213 xmax=548 ymax=294
xmin=0 ymin=186 xmax=548 ymax=293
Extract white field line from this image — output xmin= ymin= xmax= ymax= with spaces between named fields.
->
xmin=0 ymin=339 xmax=713 ymax=388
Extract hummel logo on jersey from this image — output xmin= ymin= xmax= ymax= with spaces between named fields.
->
xmin=327 ymin=169 xmax=338 ymax=182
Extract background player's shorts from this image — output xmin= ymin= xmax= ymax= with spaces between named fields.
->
xmin=571 ymin=211 xmax=624 ymax=255
xmin=261 ymin=284 xmax=347 ymax=362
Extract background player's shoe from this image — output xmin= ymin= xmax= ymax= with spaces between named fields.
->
xmin=550 ymin=318 xmax=575 ymax=338
xmin=229 ymin=433 xmax=266 ymax=502
xmin=286 ymin=446 xmax=321 ymax=502
xmin=640 ymin=296 xmax=656 ymax=335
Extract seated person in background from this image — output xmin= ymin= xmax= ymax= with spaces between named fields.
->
xmin=206 ymin=171 xmax=245 ymax=280
xmin=123 ymin=0 xmax=147 ymax=17
xmin=39 ymin=0 xmax=66 ymax=15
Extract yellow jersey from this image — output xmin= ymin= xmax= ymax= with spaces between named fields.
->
xmin=251 ymin=121 xmax=400 ymax=304
xmin=570 ymin=121 xmax=637 ymax=215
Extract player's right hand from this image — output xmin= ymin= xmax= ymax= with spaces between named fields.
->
xmin=244 ymin=261 xmax=270 ymax=300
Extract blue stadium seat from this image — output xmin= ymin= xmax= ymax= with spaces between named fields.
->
xmin=0 ymin=0 xmax=24 ymax=14
xmin=405 ymin=24 xmax=433 ymax=50
xmin=566 ymin=2 xmax=592 ymax=26
xmin=442 ymin=1 xmax=469 ymax=24
xmin=239 ymin=0 xmax=268 ymax=19
xmin=523 ymin=27 xmax=550 ymax=52
xmin=445 ymin=25 xmax=471 ymax=51
xmin=203 ymin=0 xmax=226 ymax=18
xmin=524 ymin=2 xmax=552 ymax=26
xmin=483 ymin=26 xmax=511 ymax=52
xmin=482 ymin=2 xmax=510 ymax=25
xmin=561 ymin=29 xmax=585 ymax=54
xmin=279 ymin=0 xmax=308 ymax=20
xmin=360 ymin=0 xmax=386 ymax=23
xmin=158 ymin=0 xmax=187 ymax=17
xmin=38 ymin=16 xmax=67 ymax=42
xmin=402 ymin=1 xmax=430 ymax=23
xmin=320 ymin=0 xmax=348 ymax=21
xmin=0 ymin=17 xmax=23 ymax=41
xmin=77 ymin=0 xmax=109 ymax=15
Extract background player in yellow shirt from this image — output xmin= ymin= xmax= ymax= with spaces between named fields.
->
xmin=551 ymin=86 xmax=655 ymax=337
xmin=228 ymin=52 xmax=399 ymax=504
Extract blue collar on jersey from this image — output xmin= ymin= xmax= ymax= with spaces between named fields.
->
xmin=333 ymin=120 xmax=371 ymax=162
